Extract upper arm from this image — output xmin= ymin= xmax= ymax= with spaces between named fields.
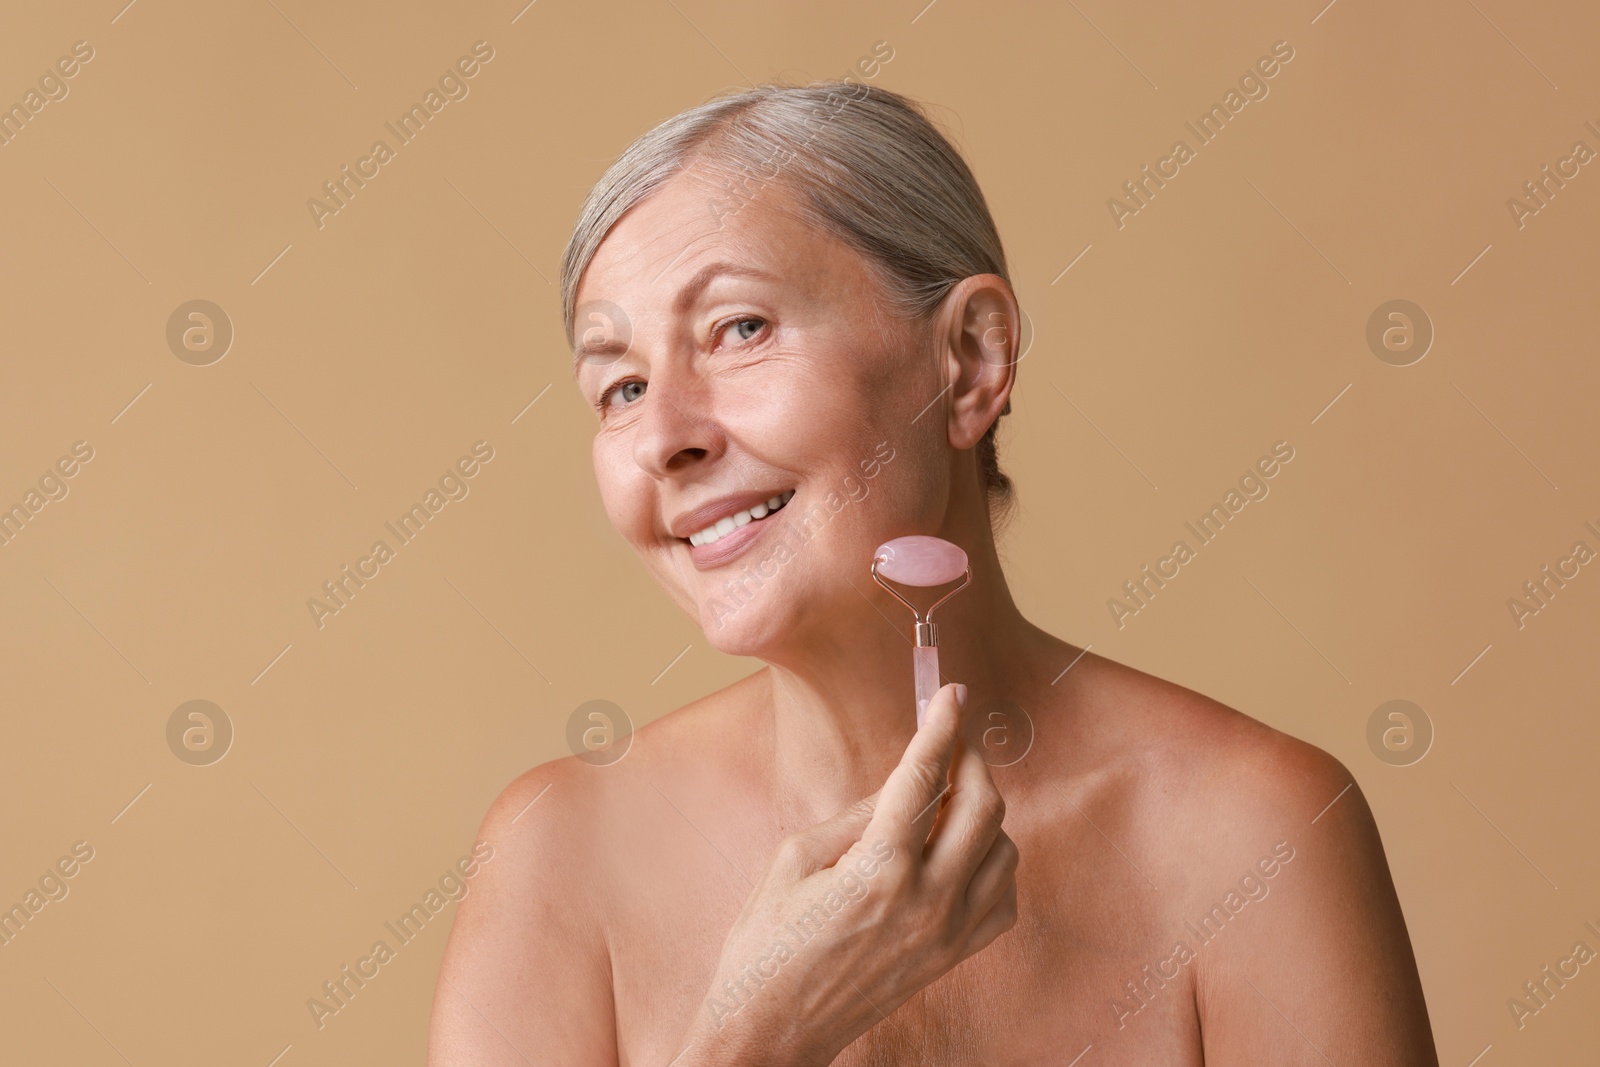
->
xmin=427 ymin=763 xmax=618 ymax=1067
xmin=1193 ymin=741 xmax=1439 ymax=1066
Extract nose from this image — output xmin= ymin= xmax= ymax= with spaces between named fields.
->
xmin=630 ymin=363 xmax=726 ymax=479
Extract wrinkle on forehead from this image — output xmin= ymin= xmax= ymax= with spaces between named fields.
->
xmin=580 ymin=167 xmax=849 ymax=304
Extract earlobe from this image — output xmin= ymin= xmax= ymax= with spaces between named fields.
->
xmin=943 ymin=275 xmax=1019 ymax=451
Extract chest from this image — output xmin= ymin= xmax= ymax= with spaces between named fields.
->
xmin=603 ymin=813 xmax=1204 ymax=1066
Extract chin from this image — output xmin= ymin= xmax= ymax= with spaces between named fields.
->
xmin=696 ymin=585 xmax=791 ymax=658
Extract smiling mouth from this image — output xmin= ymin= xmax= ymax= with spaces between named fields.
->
xmin=685 ymin=489 xmax=796 ymax=547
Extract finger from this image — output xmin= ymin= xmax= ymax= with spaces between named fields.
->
xmin=961 ymin=878 xmax=1018 ymax=960
xmin=923 ymin=727 xmax=1006 ymax=876
xmin=773 ymin=788 xmax=883 ymax=879
xmin=863 ymin=683 xmax=966 ymax=850
xmin=962 ymin=829 xmax=1018 ymax=916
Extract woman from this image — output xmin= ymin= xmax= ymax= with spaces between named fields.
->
xmin=428 ymin=81 xmax=1438 ymax=1066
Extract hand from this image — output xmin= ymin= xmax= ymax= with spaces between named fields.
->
xmin=684 ymin=682 xmax=1019 ymax=1067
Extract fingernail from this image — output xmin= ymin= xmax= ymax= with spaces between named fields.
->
xmin=955 ymin=683 xmax=967 ymax=708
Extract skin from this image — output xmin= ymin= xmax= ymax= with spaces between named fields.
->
xmin=427 ymin=164 xmax=1439 ymax=1066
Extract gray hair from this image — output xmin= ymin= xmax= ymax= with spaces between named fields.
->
xmin=559 ymin=80 xmax=1017 ymax=529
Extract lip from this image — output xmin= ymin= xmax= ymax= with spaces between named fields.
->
xmin=678 ymin=492 xmax=795 ymax=570
xmin=669 ymin=488 xmax=795 ymax=541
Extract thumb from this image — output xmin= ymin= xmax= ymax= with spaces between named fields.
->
xmin=865 ymin=682 xmax=967 ymax=844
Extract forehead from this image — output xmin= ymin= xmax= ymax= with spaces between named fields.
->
xmin=574 ymin=167 xmax=876 ymax=321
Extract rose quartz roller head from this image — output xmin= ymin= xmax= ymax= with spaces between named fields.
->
xmin=871 ymin=535 xmax=971 ymax=728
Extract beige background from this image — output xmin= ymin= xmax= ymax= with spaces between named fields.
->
xmin=1 ymin=0 xmax=1596 ymax=1063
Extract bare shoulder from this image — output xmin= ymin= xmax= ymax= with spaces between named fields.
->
xmin=453 ymin=668 xmax=767 ymax=907
xmin=1064 ymin=651 xmax=1356 ymax=843
xmin=1055 ymin=650 xmax=1396 ymax=922
xmin=1060 ymin=651 xmax=1437 ymax=1062
xmin=490 ymin=666 xmax=763 ymax=804
xmin=428 ymin=753 xmax=619 ymax=1066
xmin=474 ymin=752 xmax=612 ymax=871
xmin=428 ymin=672 xmax=769 ymax=1063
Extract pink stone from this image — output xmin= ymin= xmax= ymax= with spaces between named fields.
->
xmin=873 ymin=535 xmax=968 ymax=587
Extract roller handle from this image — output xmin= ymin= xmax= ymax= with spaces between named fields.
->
xmin=914 ymin=645 xmax=941 ymax=729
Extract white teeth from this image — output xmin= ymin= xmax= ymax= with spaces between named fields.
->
xmin=688 ymin=489 xmax=795 ymax=547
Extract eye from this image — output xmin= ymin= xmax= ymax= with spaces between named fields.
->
xmin=718 ymin=315 xmax=767 ymax=346
xmin=596 ymin=378 xmax=645 ymax=413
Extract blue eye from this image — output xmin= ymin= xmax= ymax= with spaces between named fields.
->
xmin=723 ymin=315 xmax=766 ymax=343
xmin=597 ymin=378 xmax=645 ymax=412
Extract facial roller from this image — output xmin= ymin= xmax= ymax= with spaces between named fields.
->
xmin=871 ymin=535 xmax=972 ymax=728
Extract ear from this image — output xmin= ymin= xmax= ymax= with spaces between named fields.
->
xmin=936 ymin=274 xmax=1020 ymax=452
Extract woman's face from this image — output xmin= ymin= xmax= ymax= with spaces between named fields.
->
xmin=571 ymin=169 xmax=950 ymax=656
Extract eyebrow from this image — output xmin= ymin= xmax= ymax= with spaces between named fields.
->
xmin=570 ymin=261 xmax=780 ymax=375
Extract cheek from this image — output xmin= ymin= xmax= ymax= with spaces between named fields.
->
xmin=739 ymin=347 xmax=828 ymax=416
xmin=752 ymin=348 xmax=877 ymax=449
xmin=593 ymin=439 xmax=651 ymax=538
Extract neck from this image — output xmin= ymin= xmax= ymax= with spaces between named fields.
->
xmin=753 ymin=501 xmax=1052 ymax=826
